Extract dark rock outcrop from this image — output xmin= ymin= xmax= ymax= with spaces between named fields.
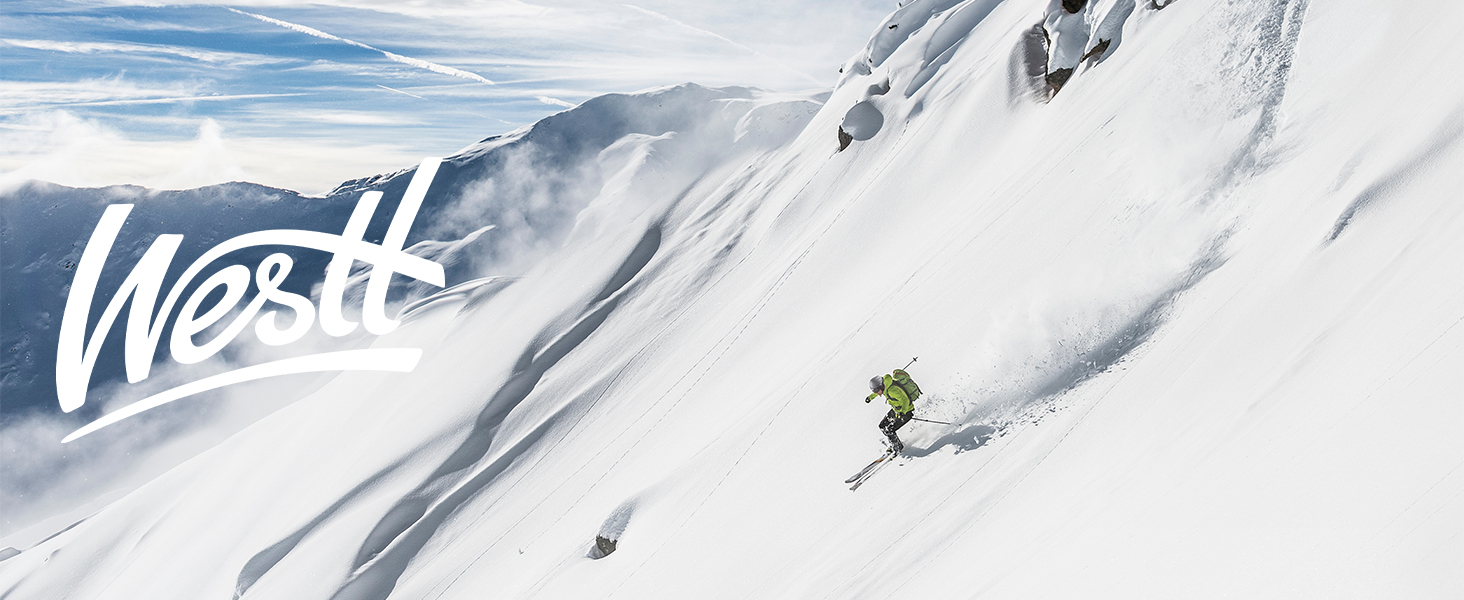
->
xmin=1046 ymin=67 xmax=1074 ymax=92
xmin=590 ymin=535 xmax=617 ymax=559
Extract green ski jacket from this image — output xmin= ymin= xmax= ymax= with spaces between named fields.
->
xmin=867 ymin=374 xmax=915 ymax=414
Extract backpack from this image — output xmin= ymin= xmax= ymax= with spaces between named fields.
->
xmin=890 ymin=369 xmax=921 ymax=403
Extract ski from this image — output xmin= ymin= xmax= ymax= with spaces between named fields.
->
xmin=845 ymin=449 xmax=896 ymax=485
xmin=849 ymin=452 xmax=897 ymax=491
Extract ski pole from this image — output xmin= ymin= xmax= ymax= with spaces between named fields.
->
xmin=911 ymin=417 xmax=952 ymax=425
xmin=902 ymin=356 xmax=918 ymax=370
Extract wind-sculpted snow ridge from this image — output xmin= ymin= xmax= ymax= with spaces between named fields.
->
xmin=5 ymin=1 xmax=1464 ymax=599
xmin=319 ymin=225 xmax=662 ymax=600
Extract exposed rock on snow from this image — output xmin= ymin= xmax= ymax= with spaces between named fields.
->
xmin=1081 ymin=37 xmax=1112 ymax=64
xmin=589 ymin=501 xmax=634 ymax=559
xmin=589 ymin=535 xmax=617 ymax=559
xmin=1045 ymin=66 xmax=1075 ymax=91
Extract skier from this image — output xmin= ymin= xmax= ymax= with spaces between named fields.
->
xmin=865 ymin=368 xmax=922 ymax=453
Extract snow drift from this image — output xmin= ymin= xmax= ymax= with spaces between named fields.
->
xmin=2 ymin=0 xmax=1460 ymax=598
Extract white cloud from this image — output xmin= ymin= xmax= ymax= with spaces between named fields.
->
xmin=0 ymin=38 xmax=289 ymax=66
xmin=286 ymin=109 xmax=414 ymax=125
xmin=156 ymin=118 xmax=250 ymax=190
xmin=0 ymin=77 xmax=202 ymax=112
xmin=0 ymin=112 xmax=251 ymax=192
xmin=40 ymin=93 xmax=308 ymax=110
xmin=103 ymin=0 xmax=549 ymax=21
xmin=0 ymin=111 xmax=422 ymax=195
xmin=536 ymin=95 xmax=576 ymax=108
xmin=0 ymin=79 xmax=305 ymax=118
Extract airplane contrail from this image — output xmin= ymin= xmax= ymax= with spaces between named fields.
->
xmin=376 ymin=84 xmax=426 ymax=100
xmin=226 ymin=8 xmax=494 ymax=85
xmin=45 ymin=93 xmax=308 ymax=108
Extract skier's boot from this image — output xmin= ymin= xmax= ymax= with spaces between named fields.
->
xmin=885 ymin=435 xmax=904 ymax=454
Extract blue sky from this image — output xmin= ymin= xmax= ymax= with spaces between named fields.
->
xmin=1 ymin=0 xmax=891 ymax=195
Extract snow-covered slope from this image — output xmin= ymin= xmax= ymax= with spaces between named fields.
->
xmin=0 ymin=83 xmax=821 ymax=537
xmin=2 ymin=0 xmax=1460 ymax=598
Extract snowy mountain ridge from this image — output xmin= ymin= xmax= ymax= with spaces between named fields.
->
xmin=2 ymin=0 xmax=1460 ymax=598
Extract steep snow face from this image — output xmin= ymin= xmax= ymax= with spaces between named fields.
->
xmin=3 ymin=1 xmax=1462 ymax=599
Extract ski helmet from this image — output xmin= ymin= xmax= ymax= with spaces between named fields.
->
xmin=869 ymin=376 xmax=884 ymax=392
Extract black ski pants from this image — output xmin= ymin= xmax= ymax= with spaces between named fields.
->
xmin=879 ymin=409 xmax=913 ymax=443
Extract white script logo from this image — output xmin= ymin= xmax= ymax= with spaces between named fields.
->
xmin=56 ymin=158 xmax=448 ymax=443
